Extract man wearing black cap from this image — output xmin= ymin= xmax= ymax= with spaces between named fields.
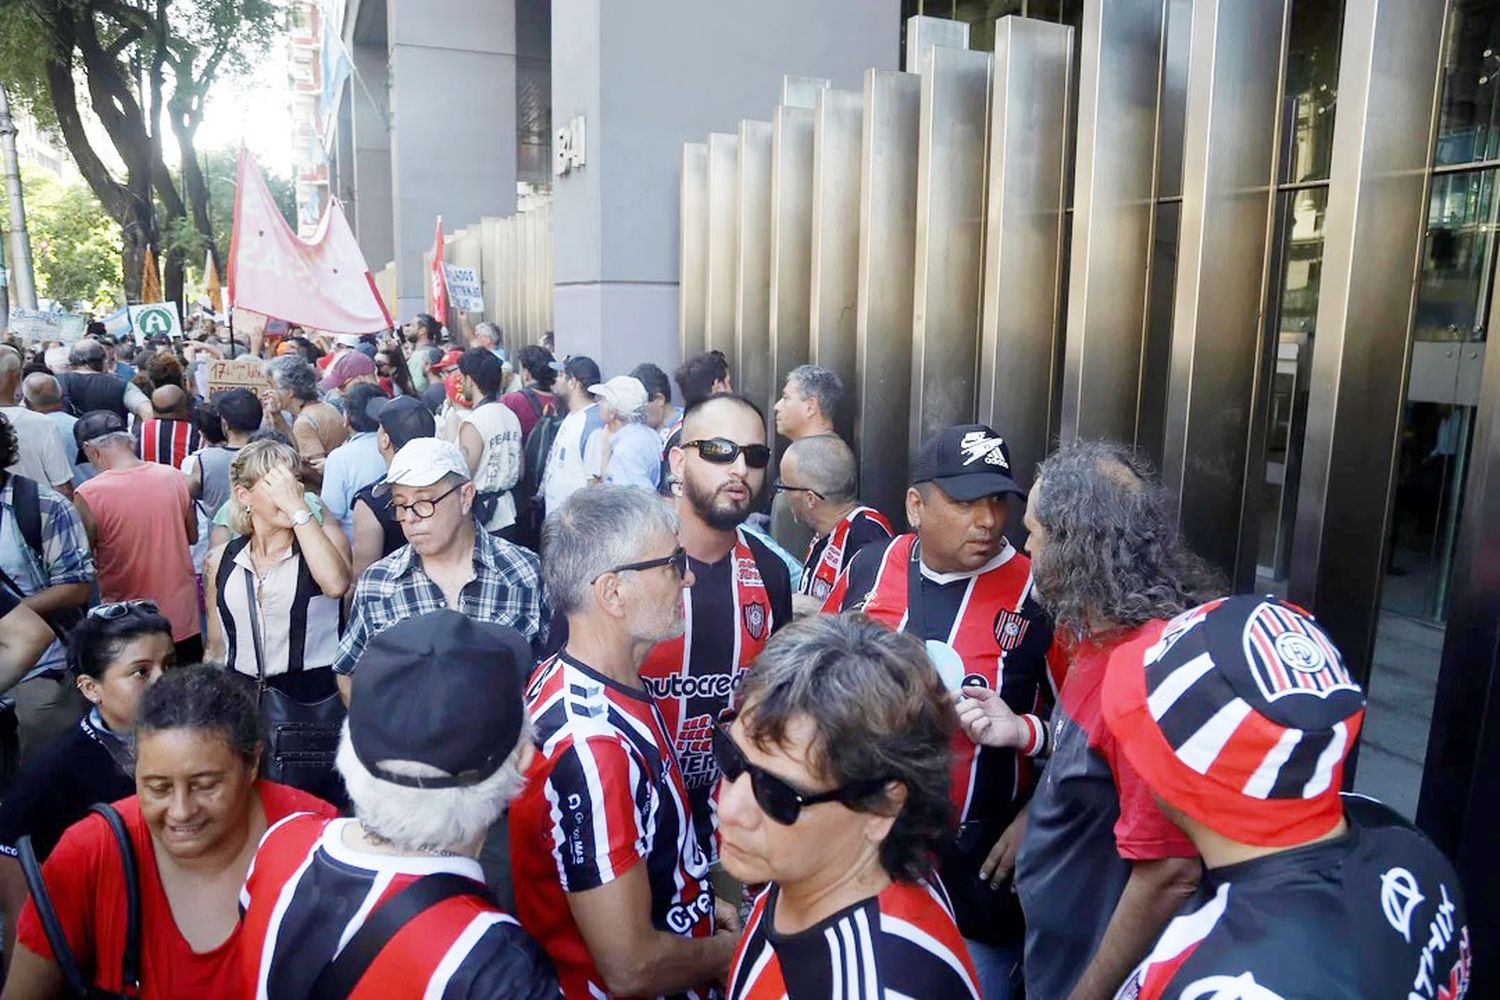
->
xmin=1099 ymin=596 xmax=1471 ymax=999
xmin=239 ymin=610 xmax=558 ymax=997
xmin=350 ymin=395 xmax=438 ymax=579
xmin=823 ymin=423 xmax=1054 ymax=1000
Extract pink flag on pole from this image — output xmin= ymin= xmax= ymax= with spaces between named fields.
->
xmin=429 ymin=215 xmax=448 ymax=326
xmin=227 ymin=148 xmax=393 ymax=334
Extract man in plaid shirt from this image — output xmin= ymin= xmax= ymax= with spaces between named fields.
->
xmin=0 ymin=415 xmax=95 ymax=761
xmin=334 ymin=438 xmax=549 ymax=704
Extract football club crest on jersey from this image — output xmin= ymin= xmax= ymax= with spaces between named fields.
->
xmin=743 ymin=602 xmax=767 ymax=641
xmin=1242 ymin=600 xmax=1355 ymax=703
xmin=811 ymin=578 xmax=831 ymax=599
xmin=992 ymin=609 xmax=1030 ymax=652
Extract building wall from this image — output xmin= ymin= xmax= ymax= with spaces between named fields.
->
xmin=550 ymin=0 xmax=900 ymax=377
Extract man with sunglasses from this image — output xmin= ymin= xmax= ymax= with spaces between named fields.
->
xmin=776 ymin=434 xmax=892 ymax=618
xmin=821 ymin=424 xmax=1054 ymax=1000
xmin=511 ymin=486 xmax=739 ymax=999
xmin=642 ymin=393 xmax=793 ymax=870
xmin=718 ymin=614 xmax=981 ymax=998
xmin=333 ymin=438 xmax=548 ymax=703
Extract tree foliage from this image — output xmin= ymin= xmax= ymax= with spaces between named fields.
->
xmin=19 ymin=166 xmax=123 ymax=312
xmin=0 ymin=0 xmax=287 ymax=302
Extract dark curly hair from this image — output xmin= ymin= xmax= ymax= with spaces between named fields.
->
xmin=734 ymin=613 xmax=955 ymax=883
xmin=0 ymin=411 xmax=17 ymax=474
xmin=136 ymin=665 xmax=262 ymax=766
xmin=1031 ymin=440 xmax=1221 ymax=636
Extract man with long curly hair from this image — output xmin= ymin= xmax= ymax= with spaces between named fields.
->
xmin=958 ymin=440 xmax=1218 ymax=1000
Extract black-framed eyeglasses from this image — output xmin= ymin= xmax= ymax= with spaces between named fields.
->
xmin=593 ymin=546 xmax=688 ymax=583
xmin=712 ymin=712 xmax=890 ymax=825
xmin=683 ymin=438 xmax=771 ymax=469
xmin=390 ymin=482 xmax=463 ymax=521
xmin=88 ymin=599 xmax=160 ymax=621
xmin=773 ymin=479 xmax=825 ymax=500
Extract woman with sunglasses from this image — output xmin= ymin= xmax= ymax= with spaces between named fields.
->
xmin=718 ymin=613 xmax=981 ymax=999
xmin=5 ymin=666 xmax=336 ymax=999
xmin=0 ymin=602 xmax=174 ymax=960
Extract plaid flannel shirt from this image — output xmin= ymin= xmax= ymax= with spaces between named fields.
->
xmin=0 ymin=477 xmax=96 ymax=679
xmin=334 ymin=529 xmax=549 ymax=675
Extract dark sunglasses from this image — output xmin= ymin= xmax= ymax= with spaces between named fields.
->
xmin=773 ymin=479 xmax=825 ymax=499
xmin=684 ymin=438 xmax=771 ymax=469
xmin=712 ymin=714 xmax=890 ymax=825
xmin=594 ymin=546 xmax=689 ymax=582
xmin=88 ymin=599 xmax=160 ymax=621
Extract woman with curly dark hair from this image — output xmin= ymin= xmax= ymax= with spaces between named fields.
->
xmin=717 ymin=612 xmax=980 ymax=998
xmin=958 ymin=440 xmax=1218 ymax=1000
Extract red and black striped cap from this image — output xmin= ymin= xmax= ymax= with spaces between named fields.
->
xmin=1101 ymin=594 xmax=1366 ymax=847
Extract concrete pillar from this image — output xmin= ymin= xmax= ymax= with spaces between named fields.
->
xmin=387 ymin=0 xmax=517 ymax=320
xmin=351 ymin=41 xmax=394 ymax=271
xmin=551 ymin=0 xmax=898 ymax=385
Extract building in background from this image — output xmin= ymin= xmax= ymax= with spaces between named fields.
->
xmin=288 ymin=0 xmax=330 ymax=237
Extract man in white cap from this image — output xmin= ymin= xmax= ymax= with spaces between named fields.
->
xmin=332 ymin=437 xmax=548 ymax=703
xmin=582 ymin=375 xmax=661 ymax=490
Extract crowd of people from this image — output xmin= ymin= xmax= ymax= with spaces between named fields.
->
xmin=0 ymin=315 xmax=1476 ymax=999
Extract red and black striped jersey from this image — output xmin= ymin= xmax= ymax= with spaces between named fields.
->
xmin=1115 ymin=796 xmax=1471 ymax=1000
xmin=726 ymin=879 xmax=981 ymax=1000
xmin=510 ymin=651 xmax=718 ymax=1000
xmin=135 ymin=417 xmax=201 ymax=470
xmin=238 ymin=814 xmax=557 ymax=999
xmin=799 ymin=506 xmax=894 ymax=600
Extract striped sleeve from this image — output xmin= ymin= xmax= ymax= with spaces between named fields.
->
xmin=542 ymin=736 xmax=648 ymax=892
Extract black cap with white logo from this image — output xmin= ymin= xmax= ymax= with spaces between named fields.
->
xmin=910 ymin=423 xmax=1025 ymax=502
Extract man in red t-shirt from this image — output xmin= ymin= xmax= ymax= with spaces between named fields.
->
xmin=239 ymin=611 xmax=556 ymax=998
xmin=956 ymin=440 xmax=1217 ymax=1000
xmin=10 ymin=666 xmax=335 ymax=999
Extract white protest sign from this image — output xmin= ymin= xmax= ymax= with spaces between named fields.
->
xmin=129 ymin=303 xmax=184 ymax=340
xmin=442 ymin=264 xmax=485 ymax=313
xmin=8 ymin=309 xmax=61 ymax=342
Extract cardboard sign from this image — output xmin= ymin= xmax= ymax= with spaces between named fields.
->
xmin=205 ymin=357 xmax=269 ymax=397
xmin=129 ymin=302 xmax=184 ymax=340
xmin=443 ymin=264 xmax=485 ymax=313
xmin=8 ymin=309 xmax=62 ymax=342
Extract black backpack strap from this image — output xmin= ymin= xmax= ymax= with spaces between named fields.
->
xmin=17 ymin=834 xmax=95 ymax=998
xmin=88 ymin=803 xmax=141 ymax=994
xmin=310 ymin=872 xmax=492 ymax=999
xmin=12 ymin=475 xmax=44 ymax=565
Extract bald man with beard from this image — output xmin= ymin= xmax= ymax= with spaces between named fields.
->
xmin=134 ymin=384 xmax=201 ymax=469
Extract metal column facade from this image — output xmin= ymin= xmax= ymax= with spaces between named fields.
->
xmin=856 ymin=68 xmax=923 ymax=528
xmin=735 ymin=120 xmax=774 ymax=417
xmin=977 ymin=17 xmax=1072 ymax=490
xmin=704 ymin=132 xmax=740 ymax=355
xmin=809 ymin=89 xmax=866 ymax=431
xmin=679 ymin=142 xmax=708 ymax=358
xmin=1058 ymin=0 xmax=1167 ymax=445
xmin=1160 ymin=0 xmax=1287 ymax=577
xmin=910 ymin=44 xmax=991 ymax=454
xmin=769 ymin=105 xmax=816 ymax=390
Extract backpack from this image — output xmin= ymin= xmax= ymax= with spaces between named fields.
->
xmin=0 ymin=474 xmax=88 ymax=643
xmin=511 ymin=390 xmax=561 ymax=549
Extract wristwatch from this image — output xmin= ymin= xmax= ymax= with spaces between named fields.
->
xmin=291 ymin=509 xmax=314 ymax=528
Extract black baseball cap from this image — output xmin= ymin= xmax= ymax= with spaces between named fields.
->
xmin=367 ymin=394 xmax=436 ymax=450
xmin=911 ymin=423 xmax=1025 ymax=501
xmin=348 ymin=611 xmax=529 ymax=789
xmin=74 ymin=410 xmax=127 ymax=462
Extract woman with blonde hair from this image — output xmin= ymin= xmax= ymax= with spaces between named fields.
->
xmin=203 ymin=438 xmax=352 ymax=801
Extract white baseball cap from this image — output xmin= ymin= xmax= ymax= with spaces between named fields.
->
xmin=590 ymin=375 xmax=648 ymax=417
xmin=334 ymin=332 xmax=362 ymax=347
xmin=374 ymin=438 xmax=470 ymax=495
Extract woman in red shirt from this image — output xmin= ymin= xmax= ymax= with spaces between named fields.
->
xmin=5 ymin=665 xmax=335 ymax=999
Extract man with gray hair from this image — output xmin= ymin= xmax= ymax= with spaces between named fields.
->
xmin=473 ymin=320 xmax=507 ymax=361
xmin=21 ymin=372 xmax=88 ymax=489
xmin=583 ymin=375 xmax=661 ymax=489
xmin=770 ymin=363 xmax=843 ymax=557
xmin=56 ymin=338 xmax=152 ymax=423
xmin=511 ymin=484 xmax=737 ymax=999
xmin=240 ymin=610 xmax=559 ymax=996
xmin=777 ymin=433 xmax=892 ymax=615
xmin=0 ymin=347 xmax=73 ymax=495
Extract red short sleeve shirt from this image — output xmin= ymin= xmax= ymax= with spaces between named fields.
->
xmin=17 ymin=780 xmax=335 ymax=1000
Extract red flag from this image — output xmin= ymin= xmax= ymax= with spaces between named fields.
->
xmin=429 ymin=215 xmax=448 ymax=325
xmin=227 ymin=148 xmax=392 ymax=332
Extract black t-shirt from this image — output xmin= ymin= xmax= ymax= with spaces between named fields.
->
xmin=0 ymin=712 xmax=135 ymax=861
xmin=1115 ymin=795 xmax=1472 ymax=999
xmin=351 ymin=482 xmax=406 ymax=559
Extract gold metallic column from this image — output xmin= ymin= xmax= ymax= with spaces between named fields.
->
xmin=809 ymin=89 xmax=865 ymax=431
xmin=735 ymin=120 xmax=774 ymax=417
xmin=679 ymin=143 xmax=708 ymax=358
xmin=769 ymin=105 xmax=815 ymax=390
xmin=704 ymin=132 xmax=739 ymax=356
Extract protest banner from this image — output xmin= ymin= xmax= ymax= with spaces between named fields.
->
xmin=442 ymin=264 xmax=485 ymax=313
xmin=205 ymin=357 xmax=269 ymax=397
xmin=129 ymin=302 xmax=184 ymax=340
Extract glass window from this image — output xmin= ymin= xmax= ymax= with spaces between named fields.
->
xmin=1282 ymin=0 xmax=1345 ymax=184
xmin=1435 ymin=0 xmax=1500 ymax=166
